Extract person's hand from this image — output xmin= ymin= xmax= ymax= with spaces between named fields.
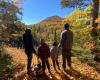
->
xmin=32 ymin=48 xmax=36 ymax=54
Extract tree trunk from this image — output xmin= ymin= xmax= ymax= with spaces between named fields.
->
xmin=54 ymin=29 xmax=57 ymax=42
xmin=91 ymin=0 xmax=99 ymax=37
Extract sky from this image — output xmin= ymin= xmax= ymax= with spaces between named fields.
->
xmin=21 ymin=0 xmax=74 ymax=25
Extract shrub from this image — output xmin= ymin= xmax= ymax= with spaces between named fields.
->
xmin=0 ymin=47 xmax=14 ymax=79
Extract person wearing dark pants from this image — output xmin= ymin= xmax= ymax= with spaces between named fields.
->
xmin=58 ymin=23 xmax=73 ymax=70
xmin=62 ymin=49 xmax=71 ymax=69
xmin=25 ymin=52 xmax=32 ymax=70
xmin=38 ymin=39 xmax=51 ymax=74
xmin=23 ymin=28 xmax=36 ymax=74
xmin=42 ymin=60 xmax=50 ymax=73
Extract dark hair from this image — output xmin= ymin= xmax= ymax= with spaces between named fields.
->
xmin=25 ymin=29 xmax=31 ymax=34
xmin=53 ymin=42 xmax=57 ymax=46
xmin=64 ymin=23 xmax=69 ymax=29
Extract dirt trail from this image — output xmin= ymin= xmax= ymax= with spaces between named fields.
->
xmin=5 ymin=47 xmax=100 ymax=80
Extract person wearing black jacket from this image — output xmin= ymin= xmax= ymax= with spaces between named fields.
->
xmin=23 ymin=28 xmax=36 ymax=74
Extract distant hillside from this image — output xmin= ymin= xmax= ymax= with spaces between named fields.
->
xmin=37 ymin=16 xmax=63 ymax=26
xmin=28 ymin=16 xmax=64 ymax=28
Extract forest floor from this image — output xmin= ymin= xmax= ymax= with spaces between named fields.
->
xmin=3 ymin=47 xmax=100 ymax=80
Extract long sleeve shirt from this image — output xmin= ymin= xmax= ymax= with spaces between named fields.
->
xmin=38 ymin=43 xmax=50 ymax=60
xmin=23 ymin=33 xmax=36 ymax=53
xmin=59 ymin=30 xmax=73 ymax=50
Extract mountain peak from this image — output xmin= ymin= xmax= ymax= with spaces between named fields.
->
xmin=37 ymin=16 xmax=63 ymax=25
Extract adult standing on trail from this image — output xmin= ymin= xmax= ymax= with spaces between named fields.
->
xmin=23 ymin=28 xmax=36 ymax=74
xmin=58 ymin=23 xmax=73 ymax=70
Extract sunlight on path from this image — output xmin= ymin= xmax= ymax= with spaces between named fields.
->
xmin=5 ymin=47 xmax=100 ymax=80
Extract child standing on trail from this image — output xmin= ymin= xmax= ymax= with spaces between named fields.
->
xmin=38 ymin=39 xmax=51 ymax=74
xmin=50 ymin=42 xmax=60 ymax=70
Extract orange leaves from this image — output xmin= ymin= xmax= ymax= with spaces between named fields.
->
xmin=72 ymin=59 xmax=100 ymax=80
xmin=4 ymin=47 xmax=100 ymax=80
xmin=83 ymin=40 xmax=96 ymax=48
xmin=79 ymin=26 xmax=93 ymax=35
xmin=95 ymin=17 xmax=100 ymax=23
xmin=49 ymin=26 xmax=62 ymax=30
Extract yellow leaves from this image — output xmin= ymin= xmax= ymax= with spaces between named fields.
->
xmin=79 ymin=26 xmax=93 ymax=35
xmin=4 ymin=47 xmax=100 ymax=80
xmin=49 ymin=26 xmax=62 ymax=30
xmin=82 ymin=26 xmax=93 ymax=32
xmin=62 ymin=5 xmax=92 ymax=29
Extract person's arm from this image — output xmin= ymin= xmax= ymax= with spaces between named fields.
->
xmin=48 ymin=47 xmax=50 ymax=57
xmin=72 ymin=32 xmax=74 ymax=43
xmin=58 ymin=33 xmax=62 ymax=48
xmin=31 ymin=35 xmax=36 ymax=53
xmin=33 ymin=48 xmax=36 ymax=53
xmin=22 ymin=34 xmax=25 ymax=48
xmin=37 ymin=47 xmax=41 ymax=58
xmin=47 ymin=45 xmax=50 ymax=57
xmin=71 ymin=31 xmax=74 ymax=45
xmin=58 ymin=32 xmax=65 ymax=48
